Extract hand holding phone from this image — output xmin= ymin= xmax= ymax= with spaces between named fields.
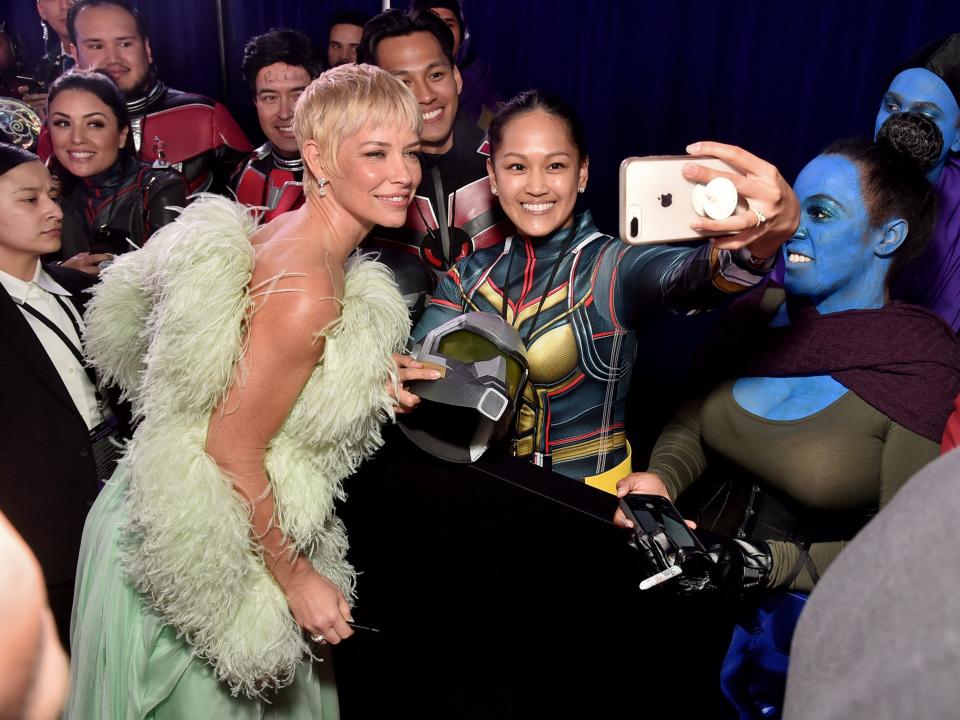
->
xmin=619 ymin=493 xmax=714 ymax=592
xmin=683 ymin=141 xmax=801 ymax=258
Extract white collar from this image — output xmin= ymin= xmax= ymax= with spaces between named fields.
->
xmin=0 ymin=261 xmax=72 ymax=305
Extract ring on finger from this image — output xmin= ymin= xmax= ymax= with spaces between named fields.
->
xmin=311 ymin=633 xmax=327 ymax=644
xmin=754 ymin=208 xmax=767 ymax=228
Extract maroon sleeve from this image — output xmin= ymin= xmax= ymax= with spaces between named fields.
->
xmin=212 ymin=102 xmax=253 ymax=153
xmin=942 ymin=394 xmax=960 ymax=454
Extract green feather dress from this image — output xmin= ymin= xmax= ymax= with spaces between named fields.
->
xmin=66 ymin=197 xmax=410 ymax=718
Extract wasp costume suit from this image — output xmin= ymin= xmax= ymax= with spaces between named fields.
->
xmin=413 ymin=212 xmax=769 ymax=489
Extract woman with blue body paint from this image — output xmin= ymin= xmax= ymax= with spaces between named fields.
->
xmin=617 ymin=118 xmax=960 ymax=719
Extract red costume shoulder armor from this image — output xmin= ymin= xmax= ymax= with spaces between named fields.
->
xmin=137 ymin=102 xmax=250 ymax=165
xmin=233 ymin=143 xmax=305 ymax=223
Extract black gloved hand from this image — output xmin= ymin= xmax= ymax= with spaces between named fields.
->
xmin=626 ymin=529 xmax=715 ymax=594
xmin=706 ymin=536 xmax=773 ymax=600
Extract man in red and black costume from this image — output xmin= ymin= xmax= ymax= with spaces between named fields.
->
xmin=232 ymin=29 xmax=321 ymax=223
xmin=60 ymin=0 xmax=250 ymax=194
xmin=358 ymin=9 xmax=511 ymax=316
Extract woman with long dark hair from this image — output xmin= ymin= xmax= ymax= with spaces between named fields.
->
xmin=46 ymin=70 xmax=187 ymax=275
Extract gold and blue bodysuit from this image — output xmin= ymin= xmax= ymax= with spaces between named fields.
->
xmin=412 ymin=212 xmax=770 ymax=489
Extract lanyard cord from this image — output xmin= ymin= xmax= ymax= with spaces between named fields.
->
xmin=501 ymin=230 xmax=575 ymax=458
xmin=19 ymin=295 xmax=103 ymax=402
xmin=431 ymin=165 xmax=451 ymax=267
xmin=412 ymin=164 xmax=461 ymax=270
xmin=498 ymin=246 xmax=516 ymax=324
xmin=500 ymin=231 xmax=576 ymax=345
xmin=21 ymin=295 xmax=83 ymax=361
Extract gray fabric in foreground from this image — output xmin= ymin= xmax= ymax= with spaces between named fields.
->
xmin=784 ymin=448 xmax=960 ymax=720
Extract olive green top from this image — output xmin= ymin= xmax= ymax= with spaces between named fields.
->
xmin=648 ymin=383 xmax=938 ymax=591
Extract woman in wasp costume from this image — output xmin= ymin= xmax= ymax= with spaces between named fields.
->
xmin=410 ymin=90 xmax=800 ymax=491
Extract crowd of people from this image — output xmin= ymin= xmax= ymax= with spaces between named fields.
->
xmin=1 ymin=1 xmax=959 ymax=718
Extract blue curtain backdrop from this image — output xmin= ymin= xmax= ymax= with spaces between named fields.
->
xmin=8 ymin=0 xmax=957 ymax=229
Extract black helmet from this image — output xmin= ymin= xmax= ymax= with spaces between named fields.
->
xmin=398 ymin=312 xmax=528 ymax=463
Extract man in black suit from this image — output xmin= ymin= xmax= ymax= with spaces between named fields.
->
xmin=0 ymin=142 xmax=128 ymax=645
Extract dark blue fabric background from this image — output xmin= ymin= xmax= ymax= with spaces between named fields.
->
xmin=7 ymin=0 xmax=958 ymax=228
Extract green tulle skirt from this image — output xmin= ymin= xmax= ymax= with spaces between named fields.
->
xmin=66 ymin=470 xmax=339 ymax=720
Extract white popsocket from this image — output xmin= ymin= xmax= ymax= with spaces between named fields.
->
xmin=691 ymin=177 xmax=739 ymax=220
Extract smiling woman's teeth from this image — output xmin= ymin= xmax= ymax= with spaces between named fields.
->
xmin=788 ymin=252 xmax=813 ymax=263
xmin=423 ymin=108 xmax=442 ymax=121
xmin=521 ymin=202 xmax=555 ymax=213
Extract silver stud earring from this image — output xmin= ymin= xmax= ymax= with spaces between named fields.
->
xmin=577 ymin=186 xmax=585 ymax=194
xmin=318 ymin=177 xmax=328 ymax=198
xmin=491 ymin=186 xmax=498 ymax=196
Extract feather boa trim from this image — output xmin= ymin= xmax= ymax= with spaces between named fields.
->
xmin=84 ymin=196 xmax=409 ymax=696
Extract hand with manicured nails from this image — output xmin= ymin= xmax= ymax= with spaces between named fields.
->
xmin=390 ymin=352 xmax=440 ymax=414
xmin=683 ymin=141 xmax=800 ymax=260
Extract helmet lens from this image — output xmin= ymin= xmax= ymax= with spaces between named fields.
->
xmin=437 ymin=330 xmax=525 ymax=397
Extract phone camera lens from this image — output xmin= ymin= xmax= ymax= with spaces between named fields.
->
xmin=630 ymin=216 xmax=639 ymax=238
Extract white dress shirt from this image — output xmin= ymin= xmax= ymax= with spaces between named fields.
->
xmin=0 ymin=261 xmax=103 ymax=430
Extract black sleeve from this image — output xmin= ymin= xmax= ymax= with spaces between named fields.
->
xmin=209 ymin=146 xmax=254 ymax=197
xmin=143 ymin=169 xmax=189 ymax=240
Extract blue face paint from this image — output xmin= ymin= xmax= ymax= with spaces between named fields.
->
xmin=738 ymin=154 xmax=907 ymax=420
xmin=875 ymin=68 xmax=960 ymax=182
xmin=783 ymin=155 xmax=890 ymax=314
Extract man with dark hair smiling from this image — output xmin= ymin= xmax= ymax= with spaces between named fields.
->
xmin=358 ymin=8 xmax=510 ymax=285
xmin=412 ymin=0 xmax=501 ymax=127
xmin=233 ymin=29 xmax=321 ymax=222
xmin=62 ymin=0 xmax=251 ymax=194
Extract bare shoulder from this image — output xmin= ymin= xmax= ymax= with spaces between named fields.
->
xmin=248 ymin=222 xmax=345 ymax=358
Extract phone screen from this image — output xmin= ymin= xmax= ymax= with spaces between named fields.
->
xmin=623 ymin=495 xmax=701 ymax=550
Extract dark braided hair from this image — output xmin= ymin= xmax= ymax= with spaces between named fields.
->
xmin=824 ymin=115 xmax=939 ymax=284
xmin=876 ymin=111 xmax=944 ymax=174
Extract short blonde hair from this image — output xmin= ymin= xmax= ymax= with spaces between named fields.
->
xmin=293 ymin=63 xmax=423 ymax=194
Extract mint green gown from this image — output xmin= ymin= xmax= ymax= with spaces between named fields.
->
xmin=66 ymin=466 xmax=339 ymax=720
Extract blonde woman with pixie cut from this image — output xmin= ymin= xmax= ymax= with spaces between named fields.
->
xmin=66 ymin=64 xmax=423 ymax=719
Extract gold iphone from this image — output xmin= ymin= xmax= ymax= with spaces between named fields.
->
xmin=619 ymin=155 xmax=748 ymax=244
